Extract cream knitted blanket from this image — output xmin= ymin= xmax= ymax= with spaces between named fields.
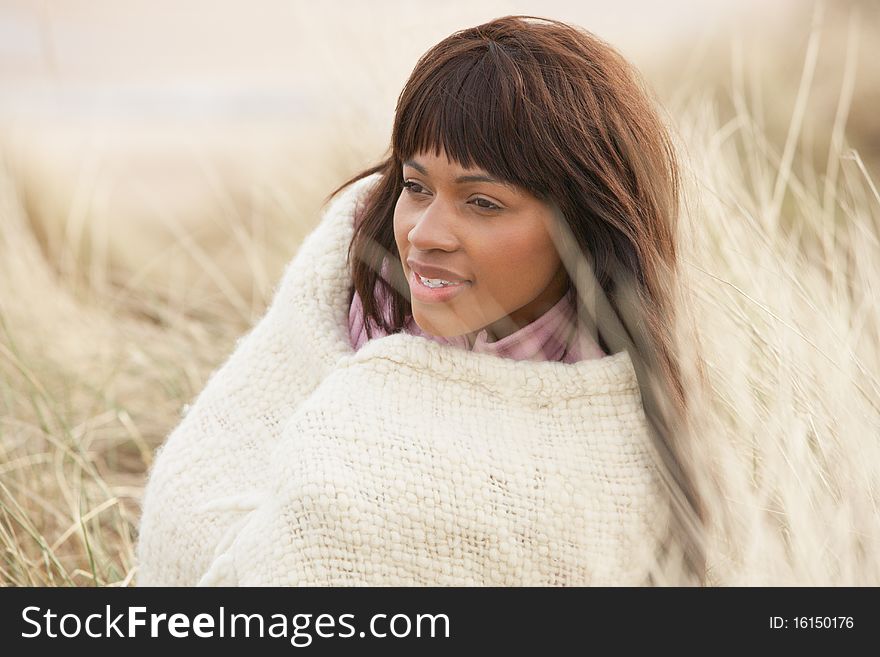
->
xmin=136 ymin=173 xmax=670 ymax=586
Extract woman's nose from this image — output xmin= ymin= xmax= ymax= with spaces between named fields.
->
xmin=407 ymin=197 xmax=459 ymax=251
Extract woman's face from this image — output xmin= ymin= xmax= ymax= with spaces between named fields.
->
xmin=393 ymin=147 xmax=569 ymax=343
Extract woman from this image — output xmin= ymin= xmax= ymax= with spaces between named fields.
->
xmin=137 ymin=15 xmax=707 ymax=586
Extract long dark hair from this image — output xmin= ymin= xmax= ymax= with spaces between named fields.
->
xmin=325 ymin=15 xmax=709 ymax=584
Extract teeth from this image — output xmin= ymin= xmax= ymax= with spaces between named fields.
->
xmin=418 ymin=274 xmax=463 ymax=288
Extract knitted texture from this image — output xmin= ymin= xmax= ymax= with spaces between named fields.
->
xmin=136 ymin=172 xmax=670 ymax=586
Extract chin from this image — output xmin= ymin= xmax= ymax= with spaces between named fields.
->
xmin=410 ymin=308 xmax=470 ymax=338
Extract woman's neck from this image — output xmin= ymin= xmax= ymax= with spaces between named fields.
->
xmin=463 ymin=280 xmax=572 ymax=347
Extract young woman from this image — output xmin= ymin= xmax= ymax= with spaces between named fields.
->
xmin=137 ymin=15 xmax=707 ymax=586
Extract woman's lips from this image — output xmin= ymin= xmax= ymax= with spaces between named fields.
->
xmin=409 ymin=268 xmax=471 ymax=303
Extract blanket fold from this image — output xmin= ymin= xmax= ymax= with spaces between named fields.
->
xmin=136 ymin=172 xmax=669 ymax=586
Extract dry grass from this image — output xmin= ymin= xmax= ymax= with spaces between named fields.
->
xmin=1 ymin=4 xmax=879 ymax=586
xmin=663 ymin=4 xmax=880 ymax=585
xmin=670 ymin=99 xmax=880 ymax=586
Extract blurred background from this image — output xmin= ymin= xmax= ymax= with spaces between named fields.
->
xmin=1 ymin=0 xmax=878 ymax=586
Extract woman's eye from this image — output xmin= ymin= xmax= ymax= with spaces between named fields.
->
xmin=401 ymin=180 xmax=426 ymax=195
xmin=401 ymin=181 xmax=501 ymax=211
xmin=471 ymin=197 xmax=501 ymax=211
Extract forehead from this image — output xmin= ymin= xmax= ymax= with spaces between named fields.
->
xmin=404 ymin=157 xmax=495 ymax=181
xmin=402 ymin=150 xmax=519 ymax=192
xmin=404 ymin=147 xmax=483 ymax=171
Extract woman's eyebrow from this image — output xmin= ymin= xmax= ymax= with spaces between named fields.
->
xmin=403 ymin=159 xmax=508 ymax=187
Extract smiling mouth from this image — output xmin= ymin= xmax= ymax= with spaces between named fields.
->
xmin=415 ymin=273 xmax=467 ymax=288
xmin=408 ymin=268 xmax=471 ymax=303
